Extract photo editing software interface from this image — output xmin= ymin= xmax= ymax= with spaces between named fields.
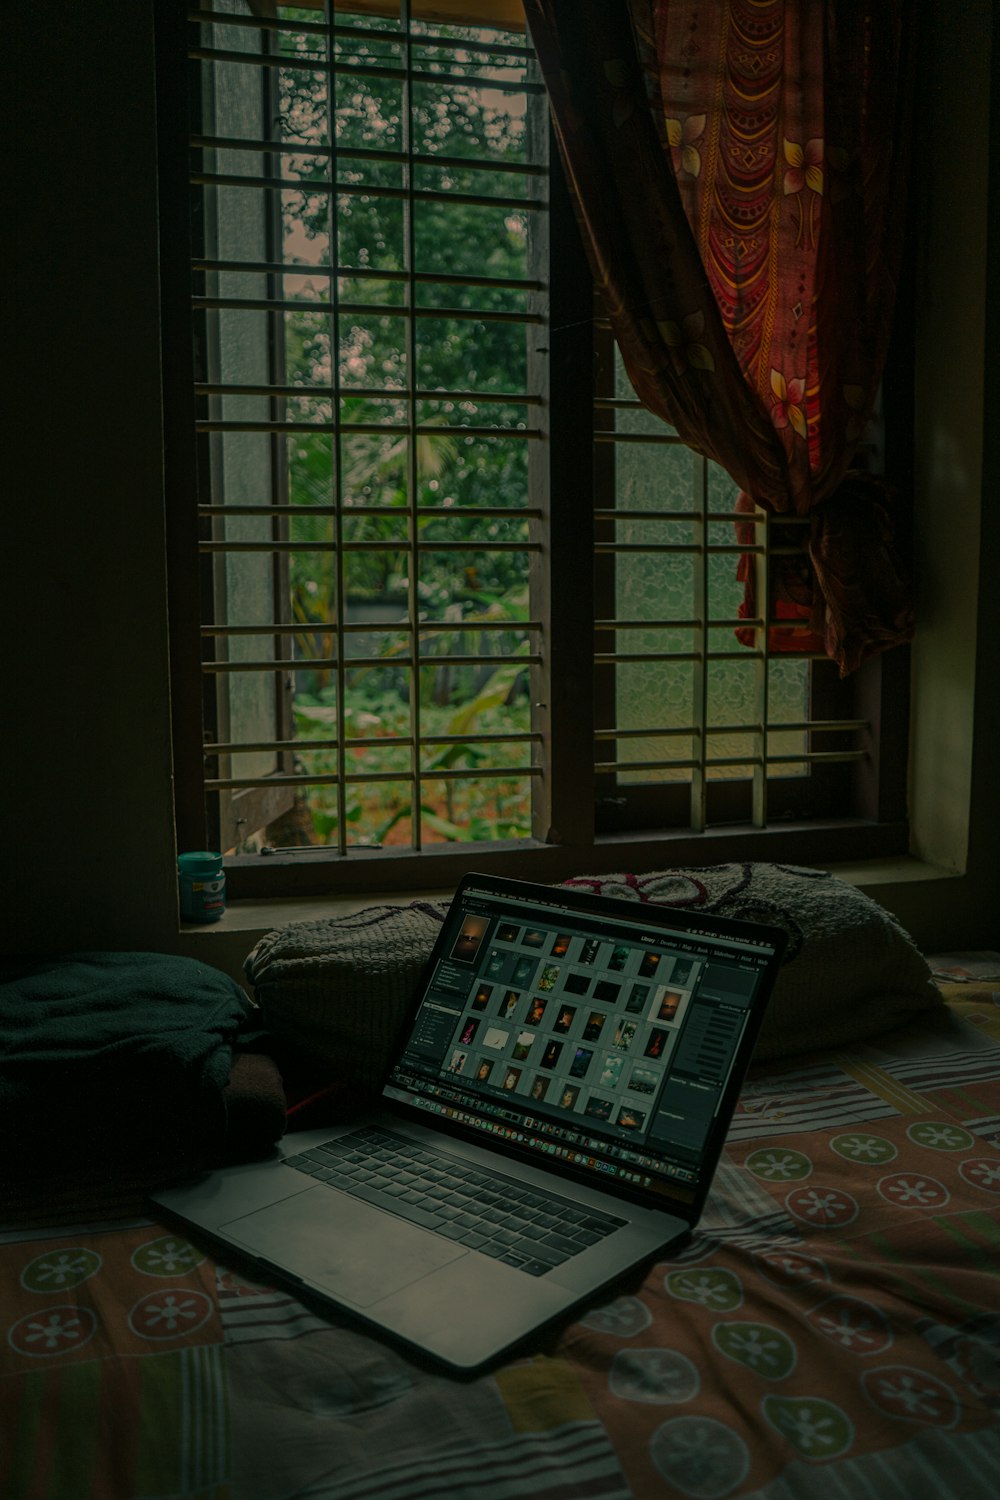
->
xmin=385 ymin=886 xmax=778 ymax=1205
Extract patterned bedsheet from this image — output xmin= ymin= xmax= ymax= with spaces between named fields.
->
xmin=3 ymin=979 xmax=999 ymax=1500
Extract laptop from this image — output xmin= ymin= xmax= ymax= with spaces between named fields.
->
xmin=150 ymin=873 xmax=786 ymax=1371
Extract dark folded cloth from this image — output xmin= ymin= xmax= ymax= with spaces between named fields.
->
xmin=224 ymin=1051 xmax=287 ymax=1161
xmin=1 ymin=951 xmax=281 ymax=1195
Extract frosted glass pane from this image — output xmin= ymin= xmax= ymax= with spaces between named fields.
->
xmin=615 ymin=439 xmax=695 ymax=514
xmin=708 ymin=660 xmax=759 ymax=778
xmin=616 ymin=661 xmax=694 ymax=782
xmin=609 ymin=336 xmax=810 ymax=783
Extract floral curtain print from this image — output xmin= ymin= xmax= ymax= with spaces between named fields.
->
xmin=523 ymin=0 xmax=915 ymax=673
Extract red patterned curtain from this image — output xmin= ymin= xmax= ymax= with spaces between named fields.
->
xmin=523 ymin=0 xmax=915 ymax=674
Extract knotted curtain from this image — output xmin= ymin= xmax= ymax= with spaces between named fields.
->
xmin=523 ymin=0 xmax=915 ymax=674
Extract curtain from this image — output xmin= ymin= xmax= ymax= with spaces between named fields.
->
xmin=523 ymin=0 xmax=915 ymax=675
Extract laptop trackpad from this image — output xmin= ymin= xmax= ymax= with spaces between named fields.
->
xmin=221 ymin=1190 xmax=465 ymax=1308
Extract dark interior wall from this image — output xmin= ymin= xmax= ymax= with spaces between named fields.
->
xmin=8 ymin=2 xmax=179 ymax=950
xmin=887 ymin=0 xmax=1000 ymax=946
xmin=966 ymin=0 xmax=1000 ymax=898
xmin=4 ymin=2 xmax=997 ymax=963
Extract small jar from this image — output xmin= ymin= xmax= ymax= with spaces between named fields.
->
xmin=178 ymin=851 xmax=226 ymax=923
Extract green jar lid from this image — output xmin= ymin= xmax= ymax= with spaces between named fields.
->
xmin=178 ymin=851 xmax=223 ymax=874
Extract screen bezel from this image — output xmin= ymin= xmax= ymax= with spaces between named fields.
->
xmin=379 ymin=872 xmax=788 ymax=1223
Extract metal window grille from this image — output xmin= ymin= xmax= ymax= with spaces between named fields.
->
xmin=176 ymin=1 xmax=903 ymax=889
xmin=590 ymin=348 xmax=871 ymax=836
xmin=191 ymin=1 xmax=547 ymax=855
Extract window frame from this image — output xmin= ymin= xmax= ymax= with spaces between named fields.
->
xmin=156 ymin=0 xmax=911 ymax=901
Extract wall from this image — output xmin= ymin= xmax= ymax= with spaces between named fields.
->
xmin=5 ymin=2 xmax=996 ymax=980
xmin=860 ymin=0 xmax=1000 ymax=948
xmin=8 ymin=3 xmax=179 ymax=955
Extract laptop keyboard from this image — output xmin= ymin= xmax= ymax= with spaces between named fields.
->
xmin=282 ymin=1126 xmax=625 ymax=1277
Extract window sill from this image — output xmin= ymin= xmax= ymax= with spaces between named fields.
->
xmin=181 ymin=884 xmax=455 ymax=937
xmin=177 ymin=857 xmax=961 ymax=983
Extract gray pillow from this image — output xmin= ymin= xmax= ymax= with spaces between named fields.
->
xmin=561 ymin=864 xmax=942 ymax=1060
xmin=244 ymin=864 xmax=941 ymax=1083
xmin=245 ymin=901 xmax=448 ymax=1090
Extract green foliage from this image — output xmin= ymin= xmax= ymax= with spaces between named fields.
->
xmin=270 ymin=12 xmax=538 ymax=844
xmin=292 ymin=640 xmax=532 ymax=845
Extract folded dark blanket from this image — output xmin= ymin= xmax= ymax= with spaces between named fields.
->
xmin=1 ymin=951 xmax=268 ymax=1193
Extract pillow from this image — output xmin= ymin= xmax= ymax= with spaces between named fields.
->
xmin=561 ymin=864 xmax=942 ymax=1060
xmin=243 ymin=865 xmax=941 ymax=1084
xmin=245 ymin=901 xmax=449 ymax=1091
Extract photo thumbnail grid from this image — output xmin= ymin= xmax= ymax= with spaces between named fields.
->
xmin=445 ymin=920 xmax=700 ymax=1134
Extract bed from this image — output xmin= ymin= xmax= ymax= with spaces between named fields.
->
xmin=3 ymin=945 xmax=999 ymax=1500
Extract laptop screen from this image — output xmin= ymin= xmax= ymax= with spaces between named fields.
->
xmin=383 ymin=875 xmax=784 ymax=1214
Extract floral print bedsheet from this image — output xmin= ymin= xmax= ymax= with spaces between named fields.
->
xmin=2 ymin=981 xmax=999 ymax=1500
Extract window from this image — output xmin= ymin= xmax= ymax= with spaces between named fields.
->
xmin=159 ymin=1 xmax=909 ymax=899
